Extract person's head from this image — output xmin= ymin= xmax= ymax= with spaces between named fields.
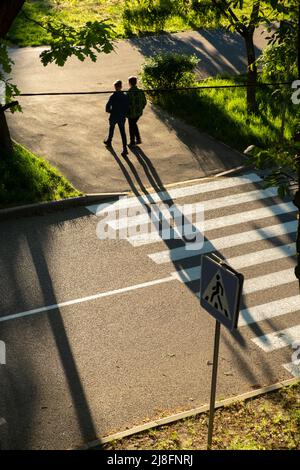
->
xmin=114 ymin=80 xmax=122 ymax=91
xmin=128 ymin=76 xmax=137 ymax=87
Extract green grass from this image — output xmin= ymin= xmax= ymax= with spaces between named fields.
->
xmin=0 ymin=142 xmax=81 ymax=208
xmin=149 ymin=76 xmax=300 ymax=153
xmin=103 ymin=381 xmax=300 ymax=450
xmin=8 ymin=0 xmax=275 ymax=47
xmin=9 ymin=0 xmax=124 ymax=46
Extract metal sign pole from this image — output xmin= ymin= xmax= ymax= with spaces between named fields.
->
xmin=207 ymin=320 xmax=221 ymax=450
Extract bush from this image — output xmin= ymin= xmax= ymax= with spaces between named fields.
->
xmin=140 ymin=53 xmax=199 ymax=90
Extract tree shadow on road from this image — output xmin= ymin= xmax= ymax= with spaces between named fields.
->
xmin=0 ymin=211 xmax=100 ymax=449
xmin=129 ymin=29 xmax=262 ymax=78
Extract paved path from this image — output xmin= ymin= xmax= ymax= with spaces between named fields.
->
xmin=7 ymin=28 xmax=268 ymax=193
xmin=0 ymin=170 xmax=299 ymax=449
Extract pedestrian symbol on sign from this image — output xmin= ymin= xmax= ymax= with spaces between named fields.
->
xmin=200 ymin=254 xmax=243 ymax=331
xmin=203 ymin=271 xmax=230 ymax=319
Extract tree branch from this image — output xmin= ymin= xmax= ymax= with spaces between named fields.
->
xmin=211 ymin=0 xmax=246 ymax=36
xmin=1 ymin=101 xmax=19 ymax=111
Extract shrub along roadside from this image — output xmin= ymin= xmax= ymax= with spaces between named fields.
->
xmin=0 ymin=142 xmax=81 ymax=208
xmin=141 ymin=53 xmax=199 ymax=90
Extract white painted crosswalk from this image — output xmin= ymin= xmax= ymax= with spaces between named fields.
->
xmin=128 ymin=202 xmax=296 ymax=247
xmin=87 ymin=172 xmax=262 ymax=216
xmin=252 ymin=324 xmax=300 ymax=352
xmin=148 ymin=220 xmax=297 ymax=264
xmin=87 ymin=172 xmax=300 ymax=378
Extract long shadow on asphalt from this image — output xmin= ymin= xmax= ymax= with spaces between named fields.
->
xmin=108 ymin=144 xmax=297 ymax=385
xmin=0 ymin=209 xmax=100 ymax=449
xmin=26 ymin=224 xmax=99 ymax=448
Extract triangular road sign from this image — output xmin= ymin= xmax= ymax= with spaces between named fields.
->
xmin=202 ymin=270 xmax=231 ymax=320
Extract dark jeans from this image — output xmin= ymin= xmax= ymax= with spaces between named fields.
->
xmin=107 ymin=117 xmax=127 ymax=150
xmin=128 ymin=117 xmax=141 ymax=144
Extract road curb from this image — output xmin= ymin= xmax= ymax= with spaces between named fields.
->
xmin=0 ymin=165 xmax=253 ymax=221
xmin=78 ymin=377 xmax=299 ymax=449
xmin=125 ymin=164 xmax=252 ymax=197
xmin=0 ymin=192 xmax=129 ymax=222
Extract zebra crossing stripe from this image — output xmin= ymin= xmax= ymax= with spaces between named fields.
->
xmin=251 ymin=324 xmax=300 ymax=352
xmin=239 ymin=295 xmax=300 ymax=327
xmin=241 ymin=268 xmax=296 ymax=294
xmin=86 ymin=173 xmax=262 ymax=215
xmin=107 ymin=187 xmax=279 ymax=230
xmin=172 ymin=268 xmax=295 ymax=296
xmin=283 ymin=362 xmax=300 ymax=377
xmin=128 ymin=202 xmax=296 ymax=247
xmin=223 ymin=243 xmax=295 ymax=269
xmin=149 ymin=220 xmax=297 ymax=264
xmin=170 ymin=244 xmax=295 ymax=284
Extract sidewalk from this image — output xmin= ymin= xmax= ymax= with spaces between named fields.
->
xmin=7 ymin=28 xmax=267 ymax=193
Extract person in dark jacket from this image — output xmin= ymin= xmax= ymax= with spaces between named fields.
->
xmin=126 ymin=76 xmax=147 ymax=146
xmin=104 ymin=80 xmax=129 ymax=157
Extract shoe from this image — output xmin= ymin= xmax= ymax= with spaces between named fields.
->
xmin=135 ymin=139 xmax=142 ymax=145
xmin=128 ymin=142 xmax=136 ymax=147
xmin=103 ymin=139 xmax=112 ymax=147
xmin=121 ymin=150 xmax=128 ymax=157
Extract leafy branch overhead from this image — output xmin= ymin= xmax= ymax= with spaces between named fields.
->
xmin=39 ymin=19 xmax=115 ymax=67
xmin=0 ymin=40 xmax=21 ymax=112
xmin=0 ymin=13 xmax=115 ymax=112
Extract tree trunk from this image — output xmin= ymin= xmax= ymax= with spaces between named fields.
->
xmin=0 ymin=1 xmax=25 ymax=155
xmin=297 ymin=3 xmax=300 ymax=80
xmin=0 ymin=108 xmax=13 ymax=156
xmin=0 ymin=0 xmax=25 ymax=38
xmin=244 ymin=30 xmax=258 ymax=114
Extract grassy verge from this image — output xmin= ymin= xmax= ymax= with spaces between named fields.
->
xmin=0 ymin=142 xmax=81 ymax=208
xmin=103 ymin=381 xmax=300 ymax=450
xmin=149 ymin=76 xmax=299 ymax=153
xmin=10 ymin=0 xmax=261 ymax=47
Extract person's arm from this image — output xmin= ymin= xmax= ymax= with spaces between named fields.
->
xmin=106 ymin=95 xmax=113 ymax=114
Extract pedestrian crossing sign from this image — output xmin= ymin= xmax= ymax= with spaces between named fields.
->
xmin=200 ymin=254 xmax=244 ymax=331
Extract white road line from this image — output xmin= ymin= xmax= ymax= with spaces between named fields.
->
xmin=0 ymin=276 xmax=174 ymax=323
xmin=128 ymin=202 xmax=296 ymax=247
xmin=239 ymin=295 xmax=300 ymax=327
xmin=251 ymin=324 xmax=300 ymax=352
xmin=283 ymin=362 xmax=300 ymax=377
xmin=86 ymin=173 xmax=262 ymax=215
xmin=107 ymin=187 xmax=278 ymax=230
xmin=149 ymin=220 xmax=297 ymax=264
xmin=1 ymin=255 xmax=297 ymax=325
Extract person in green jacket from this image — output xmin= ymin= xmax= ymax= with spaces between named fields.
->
xmin=126 ymin=76 xmax=147 ymax=146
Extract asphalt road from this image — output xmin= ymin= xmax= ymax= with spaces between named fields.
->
xmin=6 ymin=28 xmax=268 ymax=193
xmin=0 ymin=170 xmax=299 ymax=449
